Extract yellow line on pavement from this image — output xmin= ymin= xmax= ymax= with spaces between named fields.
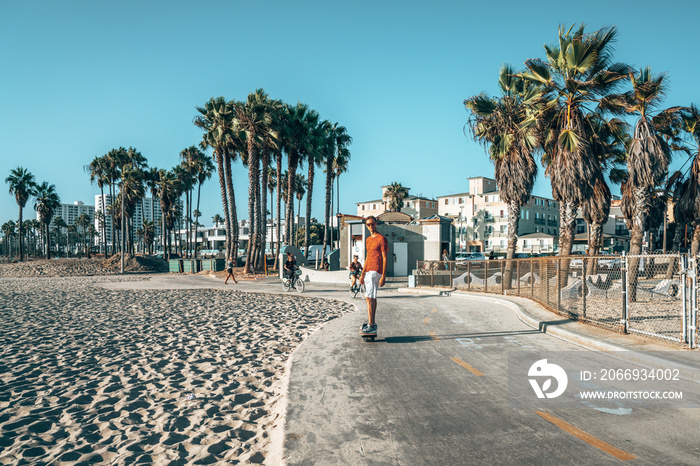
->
xmin=429 ymin=332 xmax=440 ymax=341
xmin=535 ymin=411 xmax=636 ymax=461
xmin=423 ymin=318 xmax=430 ymax=324
xmin=450 ymin=357 xmax=484 ymax=376
xmin=431 ymin=308 xmax=438 ymax=313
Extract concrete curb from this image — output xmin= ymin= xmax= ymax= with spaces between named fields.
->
xmin=397 ymin=287 xmax=700 ymax=384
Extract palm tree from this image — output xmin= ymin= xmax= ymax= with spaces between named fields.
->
xmin=582 ymin=175 xmax=611 ymax=274
xmin=257 ymin=98 xmax=282 ymax=269
xmin=34 ymin=182 xmax=61 ymax=259
xmin=145 ymin=167 xmax=161 ymax=252
xmin=465 ymin=65 xmax=541 ymax=287
xmin=332 ymin=149 xmax=349 ymax=246
xmin=76 ymin=213 xmax=92 ymax=256
xmin=520 ymin=24 xmax=628 ymax=258
xmin=266 ymin=167 xmax=278 ymax=260
xmin=674 ymin=105 xmax=700 ymax=255
xmin=191 ymin=148 xmax=214 ymax=258
xmin=195 ymin=97 xmax=239 ymax=262
xmin=294 ymin=173 xmax=307 ymax=248
xmin=304 ymin=119 xmax=325 ymax=259
xmin=601 ymin=68 xmax=678 ymax=255
xmin=85 ymin=156 xmax=109 ymax=255
xmin=384 ymin=182 xmax=410 ymax=212
xmin=281 ymin=103 xmax=319 ymax=246
xmin=321 ymin=122 xmax=351 ymax=260
xmin=235 ymin=90 xmax=275 ymax=273
xmin=2 ymin=221 xmax=16 ymax=261
xmin=212 ymin=214 xmax=223 ymax=228
xmin=5 ymin=166 xmax=37 ymax=261
xmin=175 ymin=160 xmax=195 ymax=256
xmin=155 ymin=169 xmax=178 ymax=259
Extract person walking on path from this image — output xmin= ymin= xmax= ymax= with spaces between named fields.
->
xmin=360 ymin=216 xmax=387 ymax=335
xmin=224 ymin=259 xmax=238 ymax=284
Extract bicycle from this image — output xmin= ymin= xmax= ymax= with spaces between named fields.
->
xmin=282 ymin=268 xmax=305 ymax=292
xmin=349 ymin=275 xmax=365 ymax=298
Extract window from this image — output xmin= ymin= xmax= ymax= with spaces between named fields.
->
xmin=500 ymin=210 xmax=504 ymax=216
xmin=362 ymin=205 xmax=365 ymax=210
xmin=372 ymin=204 xmax=376 ymax=209
xmin=500 ymin=225 xmax=507 ymax=233
xmin=445 ymin=199 xmax=449 ymax=205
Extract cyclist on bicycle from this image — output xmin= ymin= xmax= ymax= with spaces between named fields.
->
xmin=284 ymin=252 xmax=297 ymax=281
xmin=349 ymin=254 xmax=363 ymax=289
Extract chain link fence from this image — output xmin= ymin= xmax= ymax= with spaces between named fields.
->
xmin=415 ymin=253 xmax=699 ymax=348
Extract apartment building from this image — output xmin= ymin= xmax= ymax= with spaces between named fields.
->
xmin=572 ymin=199 xmax=631 ymax=253
xmin=356 ymin=185 xmax=438 ymax=219
xmin=95 ymin=194 xmax=164 ymax=247
xmin=437 ymin=177 xmax=559 ymax=254
xmin=38 ymin=201 xmax=95 ymax=230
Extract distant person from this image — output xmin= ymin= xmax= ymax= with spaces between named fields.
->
xmin=489 ymin=250 xmax=494 ymax=260
xmin=323 ymin=257 xmax=330 ymax=271
xmin=360 ymin=216 xmax=388 ymax=335
xmin=224 ymin=259 xmax=238 ymax=284
xmin=442 ymin=248 xmax=449 ymax=270
xmin=349 ymin=254 xmax=363 ymax=288
xmin=284 ymin=252 xmax=297 ymax=280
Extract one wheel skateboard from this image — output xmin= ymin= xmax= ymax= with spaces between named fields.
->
xmin=359 ymin=325 xmax=377 ymax=342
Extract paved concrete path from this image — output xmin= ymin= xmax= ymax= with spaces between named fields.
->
xmin=110 ymin=274 xmax=700 ymax=464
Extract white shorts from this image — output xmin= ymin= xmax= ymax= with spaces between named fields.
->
xmin=364 ymin=270 xmax=381 ymax=299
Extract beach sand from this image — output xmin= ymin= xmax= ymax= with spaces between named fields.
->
xmin=0 ymin=274 xmax=354 ymax=464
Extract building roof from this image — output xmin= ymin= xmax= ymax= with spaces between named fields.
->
xmin=436 ymin=192 xmax=471 ymax=198
xmin=519 ymin=232 xmax=557 ymax=239
xmin=356 ymin=199 xmax=384 ymax=205
xmin=377 ymin=211 xmax=414 ymax=223
xmin=418 ymin=214 xmax=453 ymax=224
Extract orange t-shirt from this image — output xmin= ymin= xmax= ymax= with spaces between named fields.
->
xmin=364 ymin=233 xmax=388 ymax=273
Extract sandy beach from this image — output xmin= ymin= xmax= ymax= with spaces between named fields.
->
xmin=0 ymin=270 xmax=354 ymax=464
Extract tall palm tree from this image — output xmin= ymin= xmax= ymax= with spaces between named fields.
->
xmin=281 ymin=103 xmax=319 ymax=246
xmin=520 ymin=24 xmax=628 ymax=258
xmin=212 ymin=214 xmax=223 ymax=228
xmin=34 ymin=182 xmax=61 ymax=259
xmin=85 ymin=156 xmax=109 ymax=255
xmin=582 ymin=175 xmax=611 ymax=274
xmin=601 ymin=68 xmax=678 ymax=255
xmin=674 ymin=105 xmax=700 ymax=255
xmin=192 ymin=149 xmax=214 ymax=258
xmin=294 ymin=173 xmax=307 ymax=248
xmin=258 ymin=98 xmax=282 ymax=269
xmin=194 ymin=97 xmax=238 ymax=262
xmin=5 ymin=166 xmax=37 ymax=261
xmin=321 ymin=122 xmax=352 ymax=257
xmin=465 ymin=65 xmax=541 ymax=287
xmin=2 ymin=221 xmax=16 ymax=260
xmin=266 ymin=167 xmax=278 ymax=260
xmin=235 ymin=90 xmax=276 ymax=272
xmin=332 ymin=150 xmax=349 ymax=245
xmin=303 ymin=119 xmax=325 ymax=258
xmin=76 ymin=213 xmax=92 ymax=256
xmin=155 ymin=169 xmax=178 ymax=259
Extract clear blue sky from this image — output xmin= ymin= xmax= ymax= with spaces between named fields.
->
xmin=2 ymin=0 xmax=699 ymax=228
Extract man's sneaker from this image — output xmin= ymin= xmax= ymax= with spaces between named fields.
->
xmin=360 ymin=323 xmax=369 ymax=333
xmin=364 ymin=324 xmax=377 ymax=335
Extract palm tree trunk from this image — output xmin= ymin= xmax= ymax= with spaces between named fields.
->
xmin=557 ymin=201 xmax=578 ymax=287
xmin=286 ymin=153 xmax=299 ymax=248
xmin=245 ymin=144 xmax=259 ymax=274
xmin=323 ymin=158 xmax=333 ymax=264
xmin=194 ymin=181 xmax=203 ymax=259
xmin=628 ymin=188 xmax=648 ymax=302
xmin=274 ymin=153 xmax=283 ymax=271
xmin=504 ymin=201 xmax=520 ymax=290
xmin=259 ymin=148 xmax=270 ymax=270
xmin=224 ymin=152 xmax=239 ymax=262
xmin=214 ymin=151 xmax=232 ymax=261
xmin=305 ymin=162 xmax=314 ymax=259
xmin=691 ymin=222 xmax=700 ymax=257
xmin=586 ymin=222 xmax=604 ymax=276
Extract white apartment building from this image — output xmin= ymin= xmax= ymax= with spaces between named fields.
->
xmin=438 ymin=177 xmax=560 ymax=254
xmin=95 ymin=194 xmax=163 ymax=247
xmin=38 ymin=201 xmax=95 ymax=230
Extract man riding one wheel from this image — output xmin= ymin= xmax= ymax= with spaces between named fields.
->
xmin=360 ymin=216 xmax=387 ymax=335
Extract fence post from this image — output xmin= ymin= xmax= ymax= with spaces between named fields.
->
xmin=621 ymin=251 xmax=629 ymax=334
xmin=517 ymin=260 xmax=521 ymax=296
xmin=430 ymin=261 xmax=434 ymax=287
xmin=449 ymin=261 xmax=453 ymax=286
xmin=582 ymin=257 xmax=587 ymax=320
xmin=681 ymin=255 xmax=688 ymax=344
xmin=468 ymin=262 xmax=471 ymax=291
xmin=690 ymin=256 xmax=697 ymax=349
xmin=501 ymin=260 xmax=505 ymax=295
xmin=531 ymin=258 xmax=534 ymax=298
xmin=484 ymin=260 xmax=488 ymax=293
xmin=557 ymin=257 xmax=561 ymax=314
